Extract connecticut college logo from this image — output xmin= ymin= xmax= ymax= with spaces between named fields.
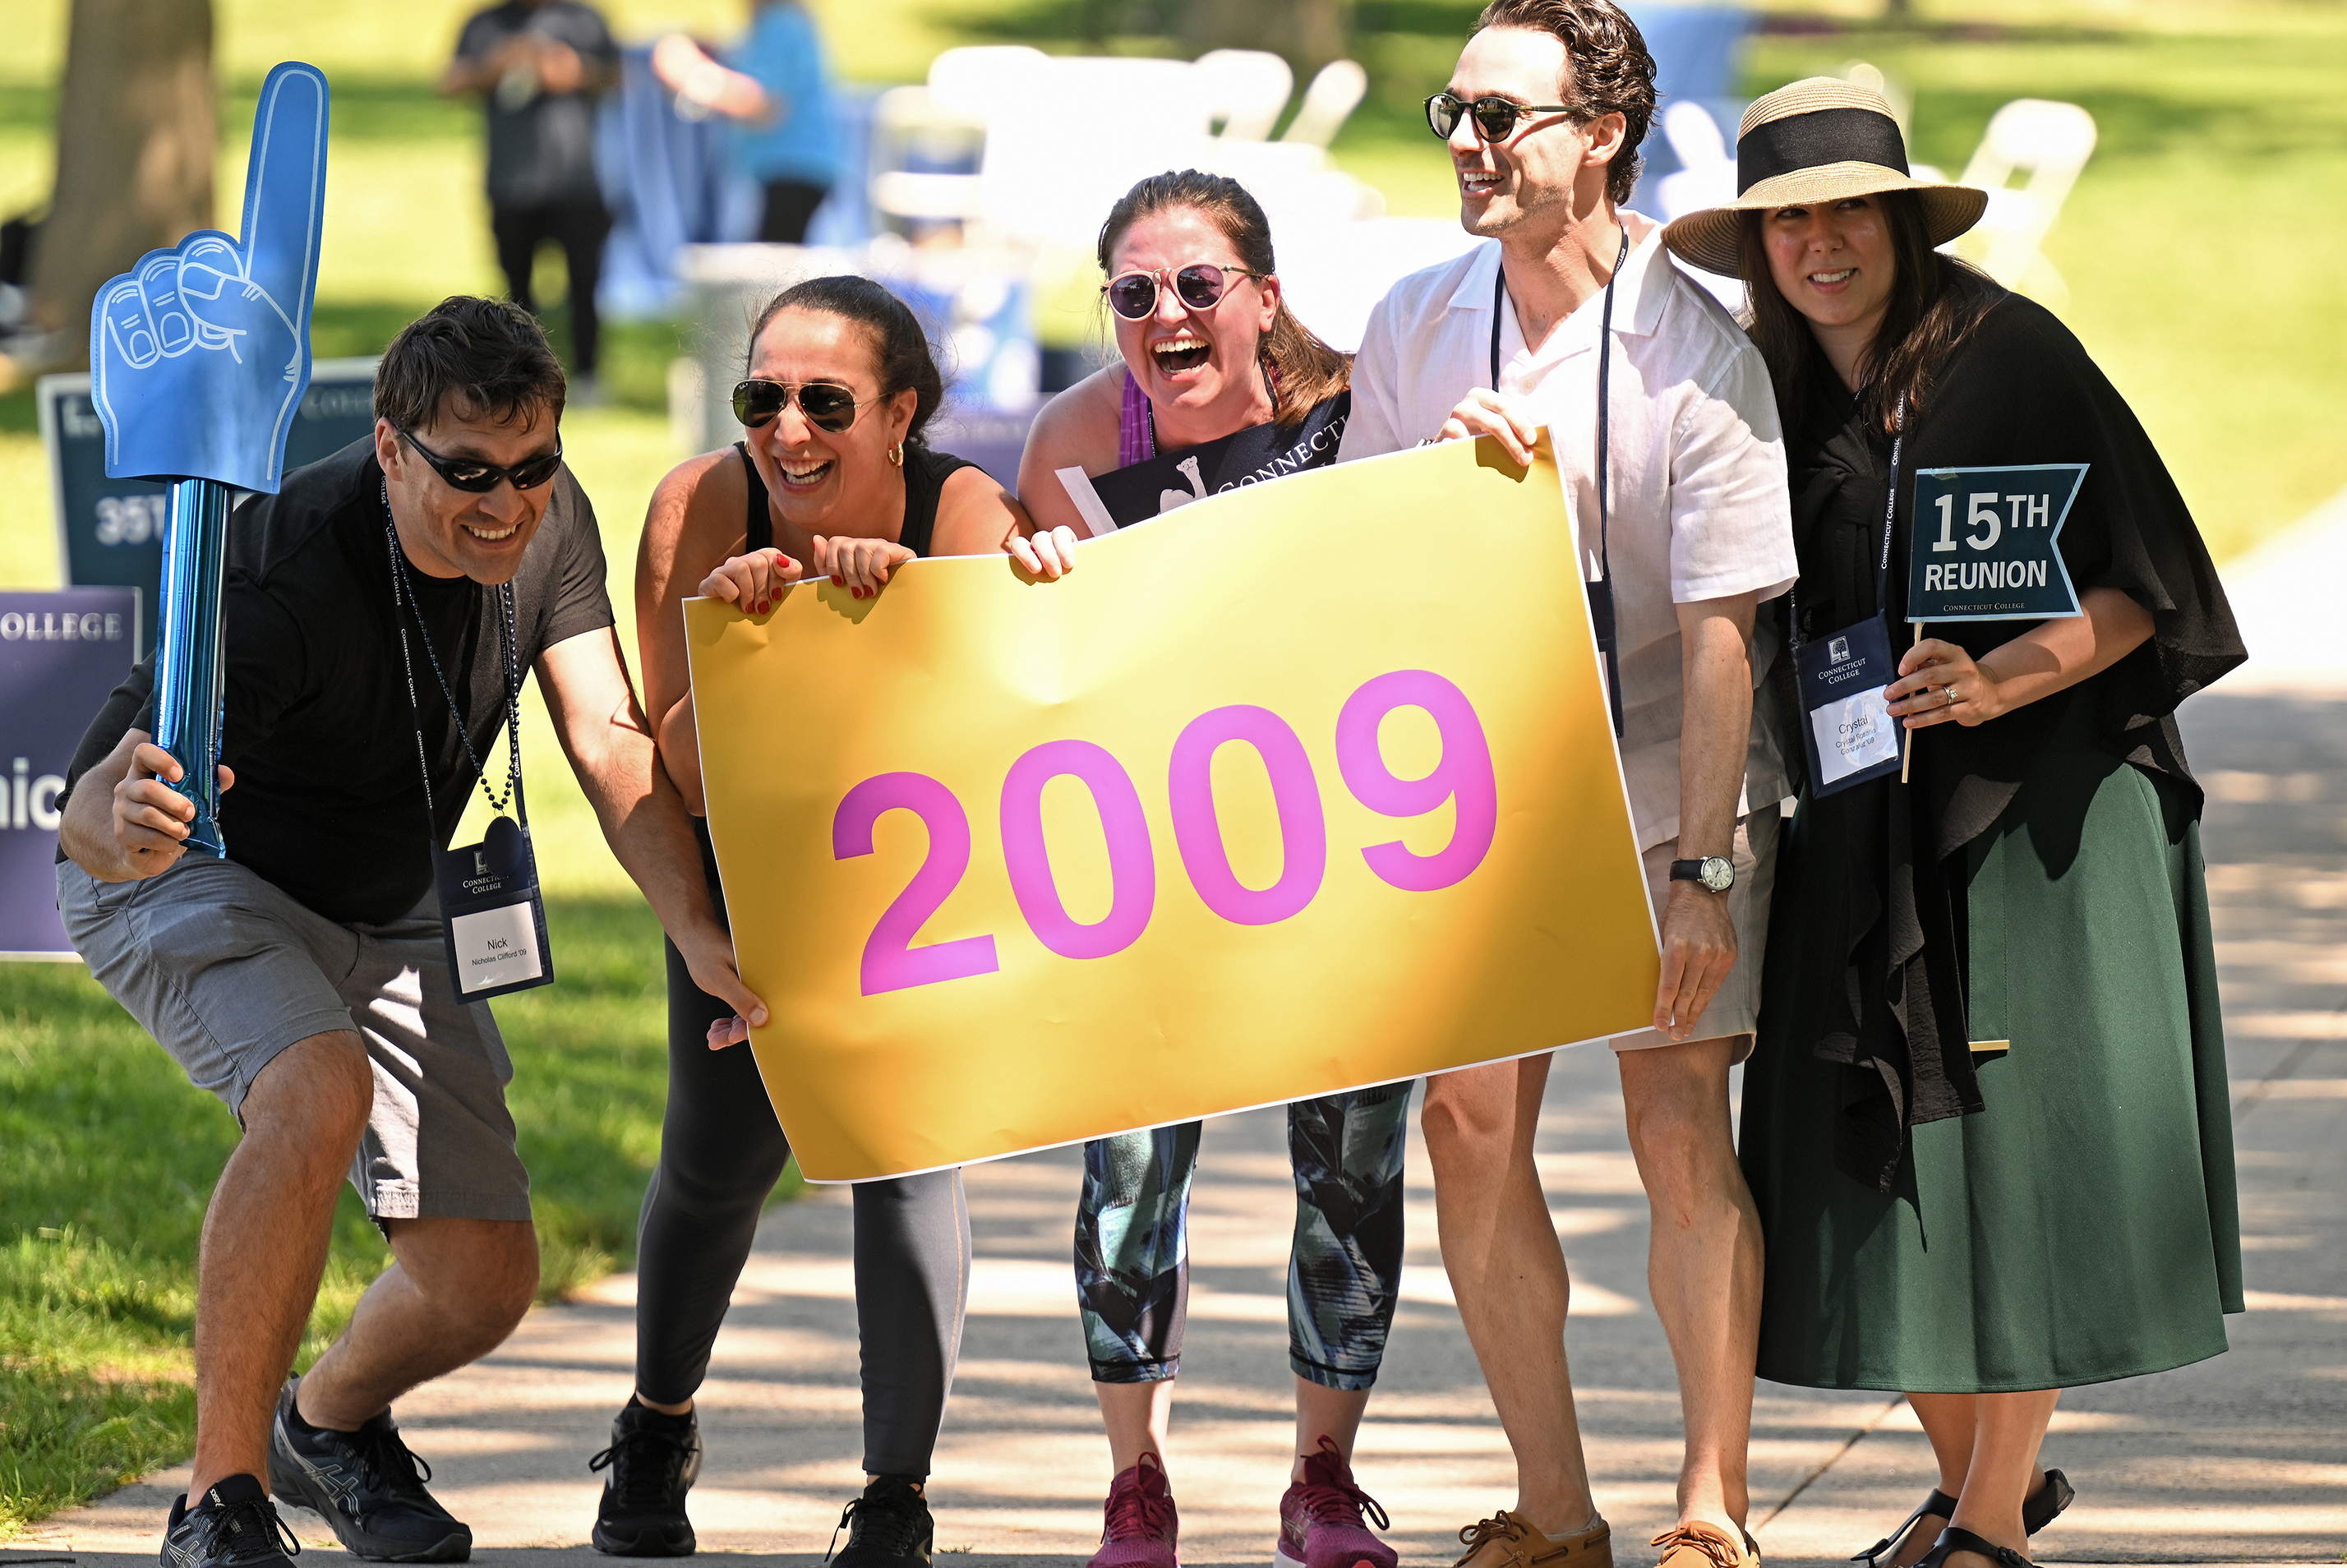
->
xmin=1828 ymin=636 xmax=1851 ymax=663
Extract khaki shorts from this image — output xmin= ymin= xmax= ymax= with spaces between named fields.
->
xmin=58 ymin=855 xmax=532 ymax=1227
xmin=1608 ymin=808 xmax=1781 ymax=1063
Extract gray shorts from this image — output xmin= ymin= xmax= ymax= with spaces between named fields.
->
xmin=1608 ymin=807 xmax=1781 ymax=1063
xmin=58 ymin=855 xmax=532 ymax=1226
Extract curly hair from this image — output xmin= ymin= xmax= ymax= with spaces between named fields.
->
xmin=1473 ymin=0 xmax=1658 ymax=206
xmin=1095 ymin=168 xmax=1351 ymax=429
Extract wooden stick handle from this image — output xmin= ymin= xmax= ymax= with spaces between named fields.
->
xmin=1900 ymin=622 xmax=1921 ymax=784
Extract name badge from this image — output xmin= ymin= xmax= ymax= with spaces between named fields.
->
xmin=1794 ymin=612 xmax=1903 ymax=796
xmin=432 ymin=813 xmax=553 ymax=1000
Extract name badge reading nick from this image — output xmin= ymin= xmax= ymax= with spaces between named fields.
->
xmin=433 ymin=813 xmax=552 ymax=999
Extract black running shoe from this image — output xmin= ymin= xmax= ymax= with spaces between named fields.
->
xmin=160 ymin=1474 xmax=302 ymax=1568
xmin=828 ymin=1476 xmax=934 ymax=1568
xmin=589 ymin=1400 xmax=703 ymax=1556
xmin=267 ymin=1379 xmax=472 ymax=1562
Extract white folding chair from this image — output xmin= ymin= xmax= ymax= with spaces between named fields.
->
xmin=1951 ymin=99 xmax=2097 ymax=303
xmin=1280 ymin=59 xmax=1367 ymax=148
xmin=1195 ymin=48 xmax=1293 ymax=141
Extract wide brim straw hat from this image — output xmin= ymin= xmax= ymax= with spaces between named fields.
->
xmin=1661 ymin=77 xmax=1989 ymax=278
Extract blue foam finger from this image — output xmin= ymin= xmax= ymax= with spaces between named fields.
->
xmin=89 ymin=62 xmax=330 ymax=493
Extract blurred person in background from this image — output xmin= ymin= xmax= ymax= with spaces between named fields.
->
xmin=1664 ymin=77 xmax=2243 ymax=1568
xmin=1018 ymin=170 xmax=1408 ymax=1568
xmin=444 ymin=0 xmax=622 ymax=400
xmin=596 ymin=275 xmax=1045 ymax=1566
xmin=1338 ymin=5 xmax=1797 ymax=1568
xmin=649 ymin=0 xmax=840 ymax=245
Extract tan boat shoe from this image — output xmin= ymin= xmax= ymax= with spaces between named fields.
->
xmin=1455 ymin=1510 xmax=1615 ymax=1568
xmin=1649 ymin=1520 xmax=1760 ymax=1568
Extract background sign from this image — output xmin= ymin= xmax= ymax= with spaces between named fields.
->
xmin=0 ymin=588 xmax=141 ymax=957
xmin=688 ymin=437 xmax=1659 ymax=1182
xmin=35 ymin=360 xmax=377 ymax=655
xmin=1908 ymin=463 xmax=2087 ymax=622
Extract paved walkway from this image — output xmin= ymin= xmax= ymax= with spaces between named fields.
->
xmin=19 ymin=507 xmax=2347 ymax=1568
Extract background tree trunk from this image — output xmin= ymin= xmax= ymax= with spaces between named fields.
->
xmin=1180 ymin=0 xmax=1353 ymax=78
xmin=27 ymin=0 xmax=215 ymax=371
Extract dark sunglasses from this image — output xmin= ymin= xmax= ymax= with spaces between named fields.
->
xmin=1425 ymin=92 xmax=1587 ymax=142
xmin=731 ymin=379 xmax=874 ymax=434
xmin=1102 ymin=263 xmax=1261 ymax=321
xmin=397 ymin=426 xmax=564 ymax=493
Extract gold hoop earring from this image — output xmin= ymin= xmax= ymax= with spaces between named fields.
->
xmin=888 ymin=443 xmax=904 ymax=468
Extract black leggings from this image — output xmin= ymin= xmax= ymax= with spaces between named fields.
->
xmin=758 ymin=180 xmax=829 ymax=244
xmin=491 ymin=196 xmax=610 ymax=374
xmin=636 ymin=891 xmax=971 ymax=1477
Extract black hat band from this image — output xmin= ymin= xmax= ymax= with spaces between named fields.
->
xmin=1736 ymin=106 xmax=1909 ymax=195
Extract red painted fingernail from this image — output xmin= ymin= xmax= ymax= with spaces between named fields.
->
xmin=831 ymin=574 xmax=844 ymax=587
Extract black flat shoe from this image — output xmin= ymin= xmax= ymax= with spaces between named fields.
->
xmin=2022 ymin=1470 xmax=2074 ymax=1536
xmin=1852 ymin=1491 xmax=1958 ymax=1568
xmin=1915 ymin=1527 xmax=2031 ymax=1568
xmin=1853 ymin=1469 xmax=2074 ymax=1568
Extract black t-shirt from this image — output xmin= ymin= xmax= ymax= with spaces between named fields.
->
xmin=64 ymin=438 xmax=615 ymax=925
xmin=454 ymin=0 xmax=619 ymax=207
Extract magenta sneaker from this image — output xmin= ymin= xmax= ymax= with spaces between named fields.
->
xmin=1274 ymin=1437 xmax=1397 ymax=1568
xmin=1087 ymin=1452 xmax=1180 ymax=1568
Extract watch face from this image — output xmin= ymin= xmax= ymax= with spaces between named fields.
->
xmin=1699 ymin=855 xmax=1734 ymax=892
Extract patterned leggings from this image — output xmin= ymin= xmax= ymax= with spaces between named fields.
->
xmin=1073 ymin=1082 xmax=1413 ymax=1392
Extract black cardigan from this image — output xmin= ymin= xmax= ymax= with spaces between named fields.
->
xmin=1774 ymin=292 xmax=2245 ymax=1191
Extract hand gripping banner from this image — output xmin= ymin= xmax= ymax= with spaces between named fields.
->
xmin=88 ymin=62 xmax=330 ymax=854
xmin=687 ymin=436 xmax=1659 ymax=1181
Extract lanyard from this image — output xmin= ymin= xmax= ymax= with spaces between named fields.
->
xmin=380 ymin=483 xmax=523 ymax=822
xmin=1790 ymin=397 xmax=1906 ymax=650
xmin=1493 ymin=227 xmax=1631 ymax=737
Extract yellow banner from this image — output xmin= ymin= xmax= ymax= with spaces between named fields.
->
xmin=686 ymin=437 xmax=1658 ymax=1180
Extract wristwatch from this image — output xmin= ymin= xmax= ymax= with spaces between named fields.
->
xmin=1669 ymin=855 xmax=1735 ymax=893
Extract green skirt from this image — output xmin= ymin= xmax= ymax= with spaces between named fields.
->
xmin=1741 ymin=708 xmax=2244 ymax=1392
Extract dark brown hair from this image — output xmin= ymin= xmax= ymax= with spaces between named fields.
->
xmin=1473 ymin=0 xmax=1656 ymax=206
xmin=748 ymin=275 xmax=946 ymax=449
xmin=1736 ymin=190 xmax=2004 ymax=438
xmin=1095 ymin=169 xmax=1350 ymax=428
xmin=374 ymin=296 xmax=565 ymax=431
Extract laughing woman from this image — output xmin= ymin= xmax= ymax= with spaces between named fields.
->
xmin=1017 ymin=171 xmax=1406 ymax=1568
xmin=1662 ymin=81 xmax=2246 ymax=1568
xmin=591 ymin=275 xmax=1031 ymax=1566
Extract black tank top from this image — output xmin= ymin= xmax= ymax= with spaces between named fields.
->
xmin=733 ymin=440 xmax=978 ymax=559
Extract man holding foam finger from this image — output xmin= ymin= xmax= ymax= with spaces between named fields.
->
xmin=58 ymin=298 xmax=759 ymax=1568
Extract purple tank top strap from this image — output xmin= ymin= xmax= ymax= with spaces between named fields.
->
xmin=1118 ymin=369 xmax=1155 ymax=466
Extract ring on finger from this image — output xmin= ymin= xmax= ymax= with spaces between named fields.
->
xmin=1944 ymin=685 xmax=1957 ymax=707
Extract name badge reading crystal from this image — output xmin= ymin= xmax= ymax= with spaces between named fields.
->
xmin=433 ymin=813 xmax=552 ymax=999
xmin=1795 ymin=610 xmax=1903 ymax=796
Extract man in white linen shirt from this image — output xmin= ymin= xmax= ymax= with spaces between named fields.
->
xmin=1336 ymin=6 xmax=1794 ymax=1568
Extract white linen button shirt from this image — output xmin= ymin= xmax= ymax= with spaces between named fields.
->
xmin=1339 ymin=215 xmax=1799 ymax=851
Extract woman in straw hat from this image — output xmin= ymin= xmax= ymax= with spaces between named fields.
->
xmin=1662 ymin=78 xmax=2246 ymax=1568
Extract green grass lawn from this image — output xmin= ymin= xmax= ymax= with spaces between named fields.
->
xmin=0 ymin=0 xmax=2340 ymax=1537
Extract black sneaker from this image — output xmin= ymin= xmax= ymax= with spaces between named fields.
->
xmin=160 ymin=1474 xmax=301 ymax=1568
xmin=267 ymin=1379 xmax=472 ymax=1562
xmin=828 ymin=1476 xmax=934 ymax=1568
xmin=589 ymin=1399 xmax=703 ymax=1556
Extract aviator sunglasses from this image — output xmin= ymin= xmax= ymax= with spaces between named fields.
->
xmin=1424 ymin=92 xmax=1588 ymax=142
xmin=731 ymin=378 xmax=876 ymax=434
xmin=397 ymin=426 xmax=564 ymax=493
xmin=1102 ymin=263 xmax=1262 ymax=321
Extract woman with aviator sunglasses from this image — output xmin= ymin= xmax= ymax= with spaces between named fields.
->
xmin=591 ymin=275 xmax=1042 ymax=1568
xmin=1016 ymin=170 xmax=1406 ymax=1568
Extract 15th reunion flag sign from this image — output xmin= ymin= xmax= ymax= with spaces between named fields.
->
xmin=687 ymin=436 xmax=1658 ymax=1180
